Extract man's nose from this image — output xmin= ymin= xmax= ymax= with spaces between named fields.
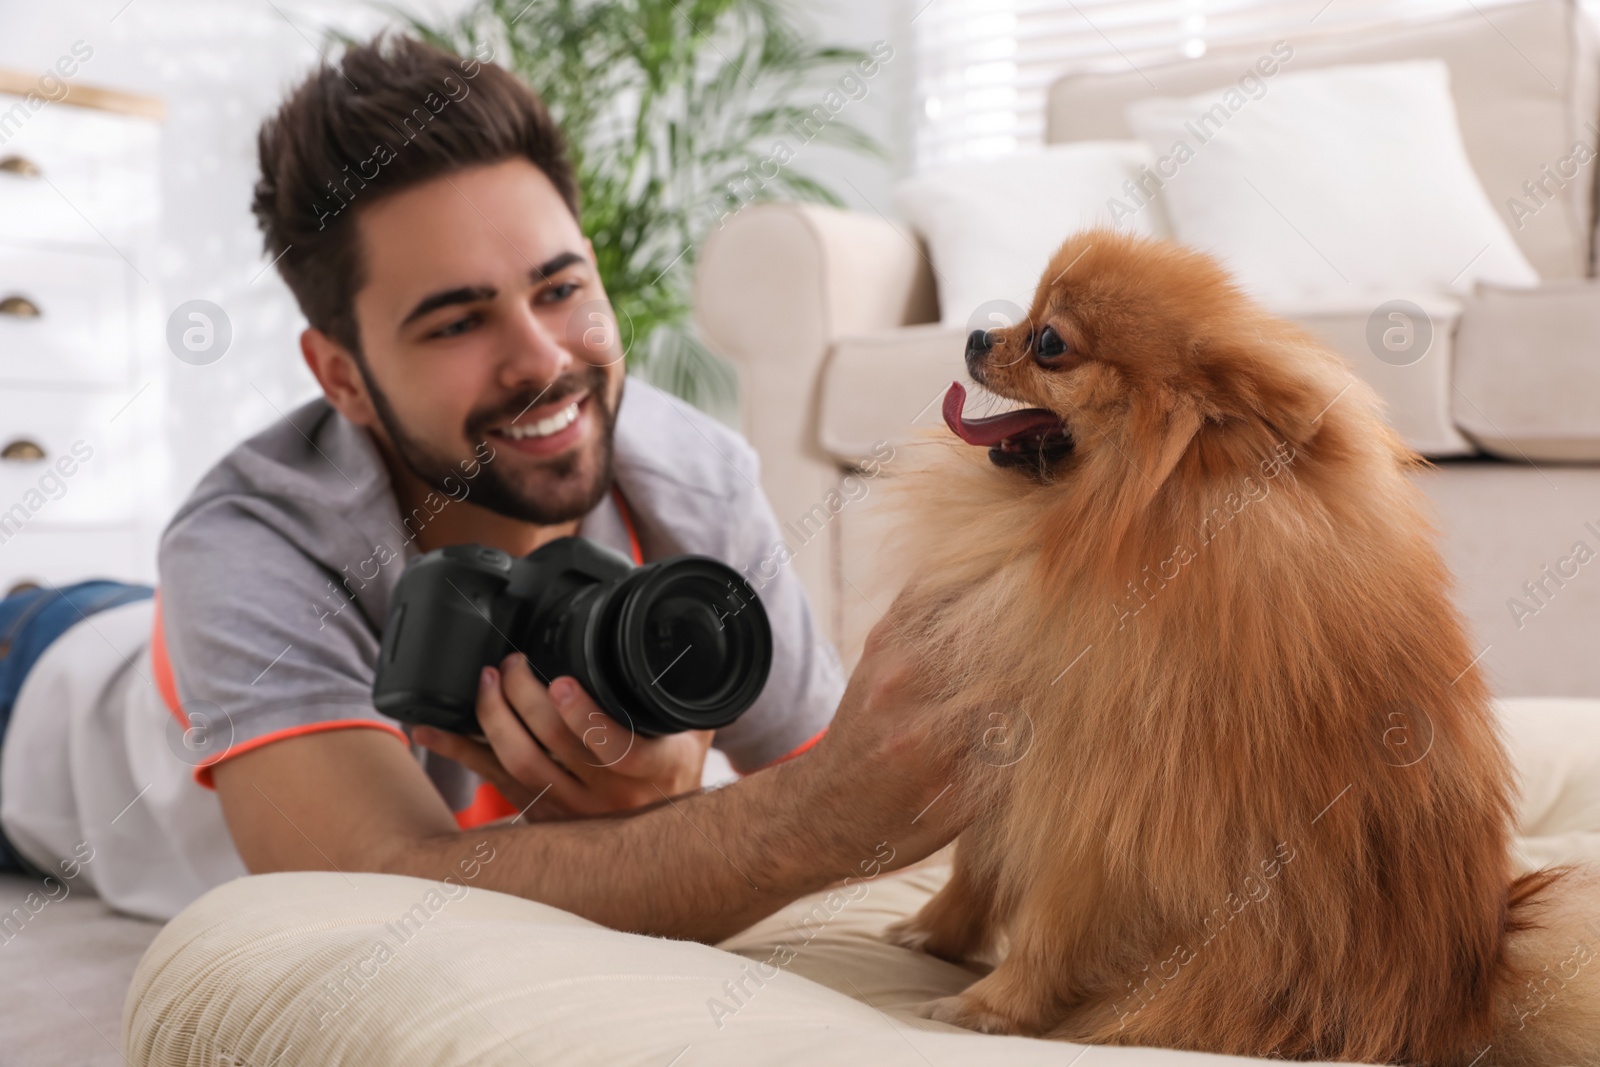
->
xmin=965 ymin=329 xmax=994 ymax=376
xmin=500 ymin=305 xmax=573 ymax=389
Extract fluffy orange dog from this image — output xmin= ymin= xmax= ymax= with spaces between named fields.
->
xmin=884 ymin=230 xmax=1600 ymax=1063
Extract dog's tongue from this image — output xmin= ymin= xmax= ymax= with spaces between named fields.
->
xmin=941 ymin=382 xmax=1062 ymax=446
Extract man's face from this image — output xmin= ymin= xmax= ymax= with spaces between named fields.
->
xmin=344 ymin=158 xmax=625 ymax=525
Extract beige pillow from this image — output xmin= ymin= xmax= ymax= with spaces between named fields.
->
xmin=1454 ymin=279 xmax=1600 ymax=461
xmin=120 ymin=864 xmax=1267 ymax=1067
xmin=123 ymin=699 xmax=1600 ymax=1066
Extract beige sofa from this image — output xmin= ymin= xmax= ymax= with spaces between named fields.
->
xmin=695 ymin=0 xmax=1600 ymax=697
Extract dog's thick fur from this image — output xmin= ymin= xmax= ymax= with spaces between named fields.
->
xmin=884 ymin=231 xmax=1600 ymax=1064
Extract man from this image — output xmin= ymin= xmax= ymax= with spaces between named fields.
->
xmin=0 ymin=35 xmax=966 ymax=940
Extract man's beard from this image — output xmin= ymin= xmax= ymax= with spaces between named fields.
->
xmin=361 ymin=360 xmax=618 ymax=526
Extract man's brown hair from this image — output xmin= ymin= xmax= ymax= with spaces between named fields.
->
xmin=252 ymin=34 xmax=579 ymax=356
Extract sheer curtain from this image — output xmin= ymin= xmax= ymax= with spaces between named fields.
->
xmin=913 ymin=0 xmax=1558 ymax=169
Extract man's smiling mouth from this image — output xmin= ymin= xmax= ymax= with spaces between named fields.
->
xmin=486 ymin=395 xmax=595 ymax=457
xmin=496 ymin=397 xmax=583 ymax=440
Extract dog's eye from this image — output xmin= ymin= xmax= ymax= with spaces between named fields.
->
xmin=1035 ymin=325 xmax=1069 ymax=363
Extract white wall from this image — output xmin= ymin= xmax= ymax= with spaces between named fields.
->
xmin=786 ymin=0 xmax=918 ymax=218
xmin=0 ymin=0 xmax=910 ymax=528
xmin=0 ymin=0 xmax=468 ymax=522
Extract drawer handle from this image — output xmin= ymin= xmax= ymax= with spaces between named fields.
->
xmin=0 ymin=295 xmax=40 ymax=318
xmin=0 ymin=155 xmax=40 ymax=179
xmin=1 ymin=439 xmax=46 ymax=462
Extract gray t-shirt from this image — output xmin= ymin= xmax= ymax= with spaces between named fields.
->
xmin=0 ymin=379 xmax=840 ymax=919
xmin=159 ymin=379 xmax=842 ymax=800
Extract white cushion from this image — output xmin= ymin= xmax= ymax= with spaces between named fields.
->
xmin=1454 ymin=279 xmax=1600 ymax=461
xmin=893 ymin=142 xmax=1170 ymax=328
xmin=1124 ymin=60 xmax=1540 ymax=306
xmin=123 ymin=699 xmax=1600 ymax=1066
xmin=1044 ymin=0 xmax=1599 ymax=282
xmin=123 ymin=864 xmax=1270 ymax=1067
xmin=1504 ymin=697 xmax=1600 ymax=868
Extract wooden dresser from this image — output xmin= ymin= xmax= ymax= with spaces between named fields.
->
xmin=0 ymin=72 xmax=165 ymax=593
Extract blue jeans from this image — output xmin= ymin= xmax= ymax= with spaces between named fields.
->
xmin=0 ymin=580 xmax=154 ymax=874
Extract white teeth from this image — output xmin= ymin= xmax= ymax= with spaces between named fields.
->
xmin=500 ymin=401 xmax=580 ymax=440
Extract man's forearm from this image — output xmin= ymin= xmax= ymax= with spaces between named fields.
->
xmin=217 ymin=627 xmax=958 ymax=941
xmin=378 ymin=761 xmax=838 ymax=942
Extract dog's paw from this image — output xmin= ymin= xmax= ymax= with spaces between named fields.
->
xmin=920 ymin=993 xmax=1018 ymax=1035
xmin=884 ymin=917 xmax=932 ymax=952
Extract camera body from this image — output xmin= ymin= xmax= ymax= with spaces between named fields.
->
xmin=372 ymin=537 xmax=772 ymax=737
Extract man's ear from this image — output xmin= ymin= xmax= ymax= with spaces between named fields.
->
xmin=301 ymin=327 xmax=379 ymax=429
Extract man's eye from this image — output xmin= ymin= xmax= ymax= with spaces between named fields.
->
xmin=429 ymin=315 xmax=477 ymax=339
xmin=538 ymin=281 xmax=580 ymax=304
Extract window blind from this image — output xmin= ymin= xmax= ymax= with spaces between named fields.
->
xmin=913 ymin=0 xmax=1551 ymax=169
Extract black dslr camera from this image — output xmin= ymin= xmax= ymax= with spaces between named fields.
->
xmin=372 ymin=537 xmax=772 ymax=737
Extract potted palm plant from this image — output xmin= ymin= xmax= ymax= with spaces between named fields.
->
xmin=398 ymin=0 xmax=884 ymax=417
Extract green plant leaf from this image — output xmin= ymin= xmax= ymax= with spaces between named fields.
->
xmin=388 ymin=0 xmax=883 ymax=415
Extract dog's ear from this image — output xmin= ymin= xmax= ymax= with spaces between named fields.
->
xmin=1141 ymin=392 xmax=1207 ymax=494
xmin=1190 ymin=334 xmax=1327 ymax=453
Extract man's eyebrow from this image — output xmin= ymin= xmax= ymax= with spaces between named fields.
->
xmin=399 ymin=252 xmax=587 ymax=328
xmin=531 ymin=250 xmax=585 ymax=280
xmin=401 ymin=285 xmax=496 ymax=328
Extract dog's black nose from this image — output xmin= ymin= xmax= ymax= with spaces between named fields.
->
xmin=965 ymin=329 xmax=994 ymax=376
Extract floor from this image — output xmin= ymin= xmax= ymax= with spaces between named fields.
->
xmin=0 ymin=873 xmax=162 ymax=1066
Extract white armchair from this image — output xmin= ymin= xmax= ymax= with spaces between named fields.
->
xmin=695 ymin=203 xmax=938 ymax=658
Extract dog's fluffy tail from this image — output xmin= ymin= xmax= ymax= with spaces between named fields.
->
xmin=1489 ymin=864 xmax=1600 ymax=1067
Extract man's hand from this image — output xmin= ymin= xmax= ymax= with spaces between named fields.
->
xmin=413 ymin=652 xmax=712 ymax=819
xmin=760 ymin=614 xmax=975 ymax=885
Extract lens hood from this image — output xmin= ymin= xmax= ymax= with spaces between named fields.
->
xmin=604 ymin=558 xmax=772 ymax=734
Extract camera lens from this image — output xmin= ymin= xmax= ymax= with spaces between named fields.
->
xmin=608 ymin=559 xmax=771 ymax=734
xmin=643 ymin=593 xmax=727 ymax=703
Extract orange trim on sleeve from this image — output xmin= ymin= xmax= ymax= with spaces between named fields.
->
xmin=454 ymin=781 xmax=521 ymax=829
xmin=148 ymin=593 xmax=187 ymax=727
xmin=192 ymin=719 xmax=411 ymax=790
xmin=610 ymin=485 xmax=644 ymax=565
xmin=744 ymin=725 xmax=829 ymax=775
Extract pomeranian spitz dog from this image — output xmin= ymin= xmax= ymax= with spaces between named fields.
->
xmin=884 ymin=230 xmax=1600 ymax=1064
